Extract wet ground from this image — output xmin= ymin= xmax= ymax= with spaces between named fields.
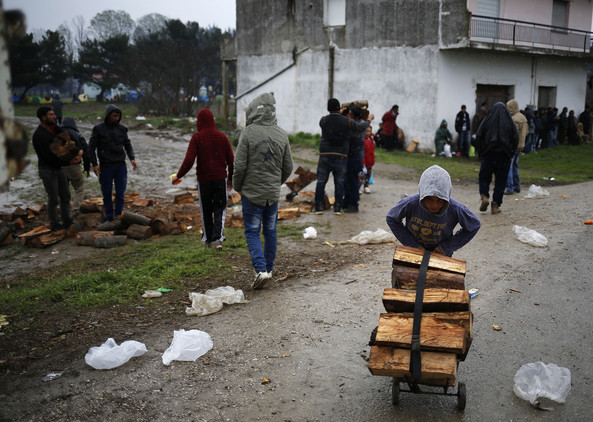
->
xmin=1 ymin=117 xmax=592 ymax=421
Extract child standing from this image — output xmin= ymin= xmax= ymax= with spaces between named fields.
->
xmin=386 ymin=165 xmax=480 ymax=256
xmin=362 ymin=126 xmax=375 ymax=193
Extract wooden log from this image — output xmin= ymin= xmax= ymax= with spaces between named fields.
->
xmin=121 ymin=211 xmax=151 ymax=226
xmin=80 ymin=198 xmax=103 ymax=213
xmin=28 ymin=230 xmax=65 ymax=248
xmin=132 ymin=198 xmax=153 ymax=207
xmin=295 ymin=166 xmax=310 ymax=175
xmin=174 ymin=192 xmax=195 ymax=204
xmin=382 ymin=288 xmax=470 ymax=313
xmin=124 ymin=192 xmax=140 ymax=203
xmin=0 ymin=233 xmax=14 ymax=246
xmin=76 ymin=231 xmax=114 ymax=246
xmin=126 ymin=224 xmax=153 ymax=240
xmin=342 ymin=100 xmax=369 ymax=109
xmin=277 ymin=207 xmax=301 ymax=220
xmin=94 ymin=235 xmax=127 ymax=248
xmin=226 ymin=213 xmax=244 ymax=228
xmin=227 ymin=192 xmax=241 ymax=206
xmin=10 ymin=207 xmax=28 ymax=221
xmin=19 ymin=226 xmax=51 ymax=244
xmin=393 ymin=245 xmax=466 ymax=275
xmin=375 ymin=313 xmax=468 ymax=355
xmin=151 ymin=218 xmax=169 ymax=235
xmin=299 ymin=204 xmax=313 ymax=214
xmin=368 ymin=346 xmax=457 ymax=386
xmin=97 ymin=219 xmax=124 ymax=231
xmin=77 ymin=212 xmax=104 ymax=230
xmin=26 ymin=204 xmax=46 ymax=215
xmin=392 ymin=265 xmax=465 ymax=290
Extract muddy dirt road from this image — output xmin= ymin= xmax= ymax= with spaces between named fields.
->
xmin=1 ymin=118 xmax=592 ymax=421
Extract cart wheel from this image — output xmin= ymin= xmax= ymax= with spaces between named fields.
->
xmin=392 ymin=379 xmax=400 ymax=405
xmin=457 ymin=382 xmax=466 ymax=411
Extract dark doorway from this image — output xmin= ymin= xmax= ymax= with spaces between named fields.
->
xmin=475 ymin=84 xmax=514 ymax=114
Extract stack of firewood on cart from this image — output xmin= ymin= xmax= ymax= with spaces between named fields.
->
xmin=0 ymin=166 xmax=329 ymax=249
xmin=367 ymin=245 xmax=472 ymax=410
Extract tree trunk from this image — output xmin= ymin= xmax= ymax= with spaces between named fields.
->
xmin=94 ymin=235 xmax=127 ymax=248
xmin=125 ymin=224 xmax=153 ymax=240
xmin=121 ymin=211 xmax=151 ymax=226
xmin=28 ymin=231 xmax=65 ymax=248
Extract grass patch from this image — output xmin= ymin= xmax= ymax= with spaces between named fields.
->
xmin=289 ymin=132 xmax=321 ymax=149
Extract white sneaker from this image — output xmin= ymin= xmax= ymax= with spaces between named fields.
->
xmin=252 ymin=271 xmax=272 ymax=290
xmin=364 ymin=186 xmax=371 ymax=194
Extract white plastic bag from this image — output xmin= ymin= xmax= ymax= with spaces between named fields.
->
xmin=185 ymin=292 xmax=223 ymax=316
xmin=443 ymin=144 xmax=452 ymax=157
xmin=162 ymin=329 xmax=213 ymax=366
xmin=303 ymin=226 xmax=317 ymax=239
xmin=524 ymin=184 xmax=550 ymax=199
xmin=513 ymin=225 xmax=548 ymax=247
xmin=513 ymin=362 xmax=571 ymax=405
xmin=349 ymin=228 xmax=396 ymax=245
xmin=204 ymin=286 xmax=246 ymax=305
xmin=85 ymin=338 xmax=147 ymax=370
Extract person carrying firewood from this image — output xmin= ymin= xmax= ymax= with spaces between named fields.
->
xmin=386 ymin=165 xmax=480 ymax=256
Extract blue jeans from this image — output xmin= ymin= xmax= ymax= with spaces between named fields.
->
xmin=342 ymin=155 xmax=363 ymax=211
xmin=458 ymin=131 xmax=470 ymax=156
xmin=241 ymin=197 xmax=278 ymax=273
xmin=505 ymin=152 xmax=520 ymax=192
xmin=314 ymin=155 xmax=347 ymax=212
xmin=479 ymin=150 xmax=511 ymax=206
xmin=99 ymin=164 xmax=127 ymax=220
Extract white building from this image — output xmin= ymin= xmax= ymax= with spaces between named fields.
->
xmin=228 ymin=0 xmax=592 ymax=151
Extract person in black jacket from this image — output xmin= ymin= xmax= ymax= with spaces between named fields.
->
xmin=455 ymin=105 xmax=471 ymax=157
xmin=474 ymin=102 xmax=518 ymax=214
xmin=61 ymin=117 xmax=90 ymax=213
xmin=89 ymin=104 xmax=138 ymax=223
xmin=313 ymin=98 xmax=369 ymax=215
xmin=32 ymin=106 xmax=72 ymax=231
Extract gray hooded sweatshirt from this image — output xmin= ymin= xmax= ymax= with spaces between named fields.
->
xmin=233 ymin=93 xmax=293 ymax=206
xmin=386 ymin=165 xmax=480 ymax=256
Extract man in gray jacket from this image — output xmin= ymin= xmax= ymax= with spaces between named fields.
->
xmin=233 ymin=93 xmax=293 ymax=289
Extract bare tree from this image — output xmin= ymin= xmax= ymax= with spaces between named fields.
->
xmin=89 ymin=10 xmax=134 ymax=41
xmin=71 ymin=15 xmax=87 ymax=54
xmin=57 ymin=24 xmax=75 ymax=59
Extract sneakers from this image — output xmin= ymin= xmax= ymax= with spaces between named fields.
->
xmin=311 ymin=209 xmax=323 ymax=215
xmin=333 ymin=209 xmax=343 ymax=215
xmin=215 ymin=240 xmax=223 ymax=250
xmin=491 ymin=202 xmax=501 ymax=214
xmin=252 ymin=271 xmax=272 ymax=290
xmin=504 ymin=190 xmax=514 ymax=195
xmin=479 ymin=195 xmax=489 ymax=212
xmin=364 ymin=186 xmax=371 ymax=194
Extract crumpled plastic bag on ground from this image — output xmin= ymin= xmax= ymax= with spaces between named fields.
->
xmin=303 ymin=226 xmax=317 ymax=239
xmin=513 ymin=362 xmax=571 ymax=405
xmin=85 ymin=338 xmax=147 ymax=370
xmin=204 ymin=286 xmax=246 ymax=305
xmin=185 ymin=286 xmax=246 ymax=316
xmin=162 ymin=329 xmax=213 ymax=365
xmin=513 ymin=225 xmax=548 ymax=247
xmin=524 ymin=184 xmax=550 ymax=199
xmin=349 ymin=228 xmax=396 ymax=245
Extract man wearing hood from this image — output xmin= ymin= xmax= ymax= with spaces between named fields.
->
xmin=173 ymin=109 xmax=234 ymax=249
xmin=504 ymin=99 xmax=528 ymax=196
xmin=89 ymin=104 xmax=138 ymax=223
xmin=386 ymin=165 xmax=480 ymax=256
xmin=233 ymin=93 xmax=293 ymax=289
xmin=61 ymin=117 xmax=90 ymax=214
xmin=434 ymin=119 xmax=454 ymax=156
xmin=474 ymin=102 xmax=518 ymax=214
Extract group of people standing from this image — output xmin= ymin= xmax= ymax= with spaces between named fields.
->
xmin=523 ymin=105 xmax=591 ymax=152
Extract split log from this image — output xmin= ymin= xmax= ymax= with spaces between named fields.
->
xmin=76 ymin=231 xmax=114 ymax=246
xmin=19 ymin=226 xmax=51 ymax=244
xmin=97 ymin=219 xmax=124 ymax=231
xmin=26 ymin=204 xmax=46 ymax=215
xmin=393 ymin=245 xmax=466 ymax=275
xmin=94 ymin=235 xmax=127 ymax=248
xmin=277 ymin=207 xmax=301 ymax=220
xmin=227 ymin=192 xmax=241 ymax=206
xmin=382 ymin=288 xmax=470 ymax=313
xmin=375 ymin=313 xmax=468 ymax=355
xmin=121 ymin=211 xmax=151 ymax=226
xmin=392 ymin=265 xmax=465 ymax=290
xmin=132 ymin=198 xmax=153 ymax=207
xmin=299 ymin=204 xmax=313 ymax=214
xmin=124 ymin=192 xmax=140 ymax=203
xmin=174 ymin=193 xmax=195 ymax=204
xmin=368 ymin=346 xmax=457 ymax=386
xmin=0 ymin=212 xmax=11 ymax=222
xmin=298 ymin=191 xmax=315 ymax=202
xmin=80 ymin=198 xmax=103 ymax=213
xmin=226 ymin=213 xmax=244 ymax=228
xmin=77 ymin=212 xmax=104 ymax=230
xmin=342 ymin=100 xmax=369 ymax=109
xmin=28 ymin=230 xmax=65 ymax=248
xmin=0 ymin=226 xmax=13 ymax=243
xmin=126 ymin=224 xmax=153 ymax=240
xmin=0 ymin=233 xmax=14 ymax=246
xmin=10 ymin=207 xmax=28 ymax=221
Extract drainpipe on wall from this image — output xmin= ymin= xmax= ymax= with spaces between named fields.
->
xmin=328 ymin=45 xmax=335 ymax=99
xmin=530 ymin=57 xmax=537 ymax=106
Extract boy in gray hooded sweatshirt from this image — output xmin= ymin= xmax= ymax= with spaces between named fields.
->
xmin=386 ymin=165 xmax=480 ymax=256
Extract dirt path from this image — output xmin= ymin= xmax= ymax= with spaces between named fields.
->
xmin=1 ymin=120 xmax=593 ymax=421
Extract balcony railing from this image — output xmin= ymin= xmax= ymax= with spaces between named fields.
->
xmin=470 ymin=14 xmax=592 ymax=53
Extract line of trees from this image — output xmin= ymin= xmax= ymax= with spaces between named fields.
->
xmin=8 ymin=10 xmax=235 ymax=116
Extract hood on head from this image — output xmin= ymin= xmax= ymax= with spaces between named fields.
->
xmin=197 ymin=108 xmax=216 ymax=131
xmin=245 ymin=93 xmax=277 ymax=126
xmin=418 ymin=165 xmax=451 ymax=215
xmin=440 ymin=119 xmax=448 ymax=128
xmin=506 ymin=99 xmax=520 ymax=116
xmin=104 ymin=104 xmax=122 ymax=123
xmin=61 ymin=117 xmax=79 ymax=132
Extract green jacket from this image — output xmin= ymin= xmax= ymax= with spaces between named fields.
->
xmin=233 ymin=93 xmax=293 ymax=206
xmin=434 ymin=119 xmax=453 ymax=154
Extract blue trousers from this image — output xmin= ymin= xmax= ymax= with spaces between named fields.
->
xmin=458 ymin=131 xmax=470 ymax=156
xmin=342 ymin=155 xmax=363 ymax=211
xmin=241 ymin=197 xmax=278 ymax=273
xmin=314 ymin=155 xmax=347 ymax=212
xmin=505 ymin=152 xmax=521 ymax=192
xmin=99 ymin=164 xmax=127 ymax=220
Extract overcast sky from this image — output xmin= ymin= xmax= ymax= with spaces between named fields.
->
xmin=3 ymin=0 xmax=236 ymax=32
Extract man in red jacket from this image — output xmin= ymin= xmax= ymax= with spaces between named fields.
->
xmin=173 ymin=109 xmax=234 ymax=249
xmin=381 ymin=104 xmax=400 ymax=151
